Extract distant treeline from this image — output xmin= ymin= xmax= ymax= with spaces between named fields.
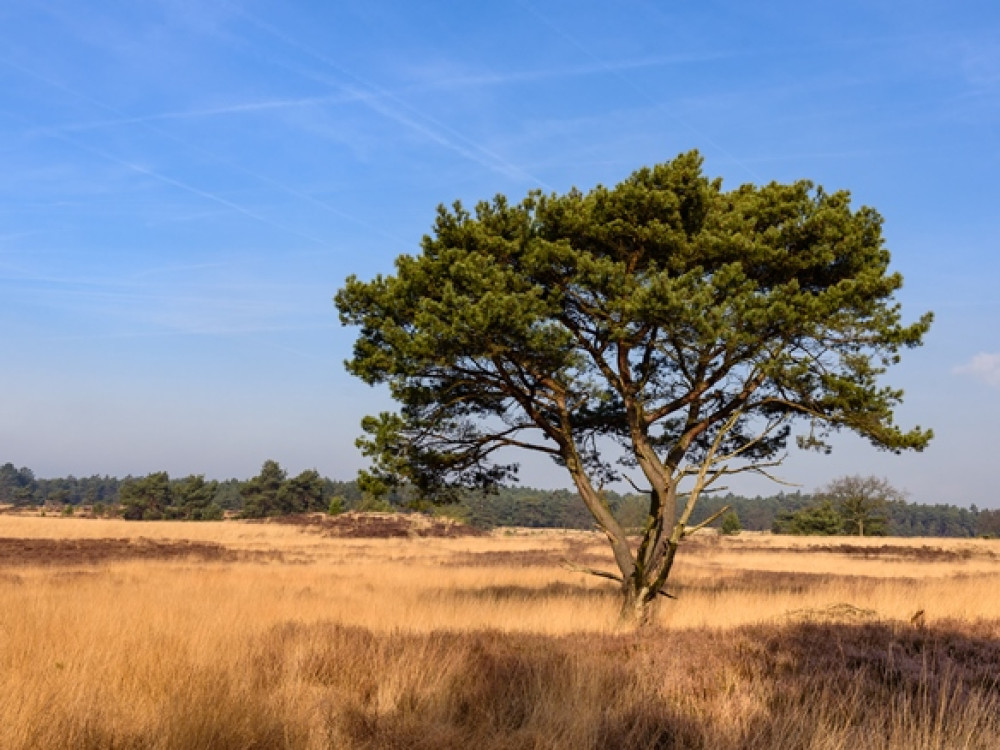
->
xmin=0 ymin=461 xmax=360 ymax=521
xmin=687 ymin=492 xmax=992 ymax=539
xmin=1 ymin=461 xmax=997 ymax=537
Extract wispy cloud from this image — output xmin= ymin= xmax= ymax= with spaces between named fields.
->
xmin=26 ymin=93 xmax=366 ymax=135
xmin=231 ymin=6 xmax=553 ymax=189
xmin=396 ymin=52 xmax=733 ymax=91
xmin=0 ymin=55 xmax=410 ymax=246
xmin=27 ymin=53 xmax=728 ymax=140
xmin=0 ymin=267 xmax=333 ymax=339
xmin=953 ymin=352 xmax=1000 ymax=387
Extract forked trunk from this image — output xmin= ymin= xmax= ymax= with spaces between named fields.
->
xmin=617 ymin=533 xmax=684 ymax=628
xmin=618 ymin=579 xmax=657 ymax=628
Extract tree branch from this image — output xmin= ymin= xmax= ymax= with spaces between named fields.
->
xmin=683 ymin=504 xmax=731 ymax=538
xmin=561 ymin=560 xmax=677 ymax=599
xmin=561 ymin=559 xmax=623 ymax=584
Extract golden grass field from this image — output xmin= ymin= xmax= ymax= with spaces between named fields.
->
xmin=1 ymin=513 xmax=999 ymax=748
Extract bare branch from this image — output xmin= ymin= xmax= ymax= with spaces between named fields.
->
xmin=682 ymin=504 xmax=731 ymax=538
xmin=746 ymin=465 xmax=801 ymax=487
xmin=562 ymin=559 xmax=678 ymax=600
xmin=561 ymin=560 xmax=623 ymax=584
xmin=623 ymin=474 xmax=648 ymax=494
xmin=678 ymin=457 xmax=786 ymax=486
xmin=489 ymin=436 xmax=562 ymax=455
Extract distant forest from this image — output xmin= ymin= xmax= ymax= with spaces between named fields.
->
xmin=1 ymin=461 xmax=997 ymax=538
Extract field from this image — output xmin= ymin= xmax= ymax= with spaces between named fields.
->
xmin=1 ymin=513 xmax=999 ymax=749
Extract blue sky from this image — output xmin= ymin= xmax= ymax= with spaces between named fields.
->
xmin=1 ymin=1 xmax=998 ymax=506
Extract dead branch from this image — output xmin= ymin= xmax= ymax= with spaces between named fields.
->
xmin=561 ymin=559 xmax=623 ymax=584
xmin=682 ymin=504 xmax=731 ymax=538
xmin=561 ymin=560 xmax=676 ymax=598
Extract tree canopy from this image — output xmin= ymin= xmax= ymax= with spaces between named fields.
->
xmin=239 ymin=460 xmax=326 ymax=518
xmin=821 ymin=474 xmax=904 ymax=536
xmin=349 ymin=151 xmax=932 ymax=620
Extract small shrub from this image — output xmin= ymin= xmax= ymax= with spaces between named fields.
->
xmin=357 ymin=495 xmax=393 ymax=513
xmin=720 ymin=511 xmax=742 ymax=535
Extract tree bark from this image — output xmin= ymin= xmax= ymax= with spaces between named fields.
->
xmin=618 ymin=580 xmax=656 ymax=628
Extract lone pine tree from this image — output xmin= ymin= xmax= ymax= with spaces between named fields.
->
xmin=336 ymin=151 xmax=931 ymax=625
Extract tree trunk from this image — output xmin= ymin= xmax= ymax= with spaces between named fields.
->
xmin=618 ymin=581 xmax=656 ymax=628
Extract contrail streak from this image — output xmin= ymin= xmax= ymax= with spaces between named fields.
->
xmin=228 ymin=5 xmax=554 ymax=190
xmin=0 ymin=55 xmax=407 ymax=248
xmin=59 ymin=129 xmax=333 ymax=247
xmin=28 ymin=93 xmax=365 ymax=134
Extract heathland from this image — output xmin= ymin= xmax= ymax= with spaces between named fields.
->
xmin=2 ymin=513 xmax=999 ymax=748
xmin=0 ymin=461 xmax=994 ymax=537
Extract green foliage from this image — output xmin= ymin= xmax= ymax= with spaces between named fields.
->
xmin=278 ymin=469 xmax=325 ymax=515
xmin=32 ymin=473 xmax=118 ymax=507
xmin=1 ymin=461 xmax=363 ymax=521
xmin=720 ymin=511 xmax=742 ymax=535
xmin=357 ymin=494 xmax=394 ymax=513
xmin=323 ymin=478 xmax=364 ymax=508
xmin=614 ymin=495 xmax=651 ymax=532
xmin=773 ymin=500 xmax=845 ymax=535
xmin=3 ymin=456 xmax=986 ymax=537
xmin=337 ymin=151 xmax=932 ymax=615
xmin=240 ymin=462 xmax=327 ymax=518
xmin=170 ymin=475 xmax=221 ymax=520
xmin=692 ymin=491 xmax=814 ymax=532
xmin=0 ymin=463 xmax=36 ymax=505
xmin=461 ymin=487 xmax=603 ymax=530
xmin=767 ymin=475 xmax=906 ymax=537
xmin=337 ymin=151 xmax=931 ymax=500
xmin=240 ymin=460 xmax=287 ymax=518
xmin=328 ymin=496 xmax=345 ymax=516
xmin=118 ymin=473 xmax=224 ymax=521
xmin=120 ymin=472 xmax=172 ymax=520
xmin=978 ymin=509 xmax=1000 ymax=538
xmin=694 ymin=490 xmax=980 ymax=538
xmin=889 ymin=501 xmax=978 ymax=538
xmin=212 ymin=479 xmax=245 ymax=511
xmin=820 ymin=475 xmax=902 ymax=537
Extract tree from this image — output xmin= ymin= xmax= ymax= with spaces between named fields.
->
xmin=172 ymin=475 xmax=222 ymax=521
xmin=277 ymin=469 xmax=325 ymax=514
xmin=239 ymin=462 xmax=325 ymax=517
xmin=719 ymin=511 xmax=742 ymax=536
xmin=336 ymin=151 xmax=932 ymax=624
xmin=120 ymin=472 xmax=172 ymax=520
xmin=0 ymin=463 xmax=36 ymax=505
xmin=772 ymin=500 xmax=843 ymax=535
xmin=820 ymin=474 xmax=904 ymax=537
xmin=978 ymin=509 xmax=1000 ymax=538
xmin=240 ymin=460 xmax=287 ymax=518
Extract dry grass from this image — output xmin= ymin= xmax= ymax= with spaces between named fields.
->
xmin=1 ymin=515 xmax=998 ymax=748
